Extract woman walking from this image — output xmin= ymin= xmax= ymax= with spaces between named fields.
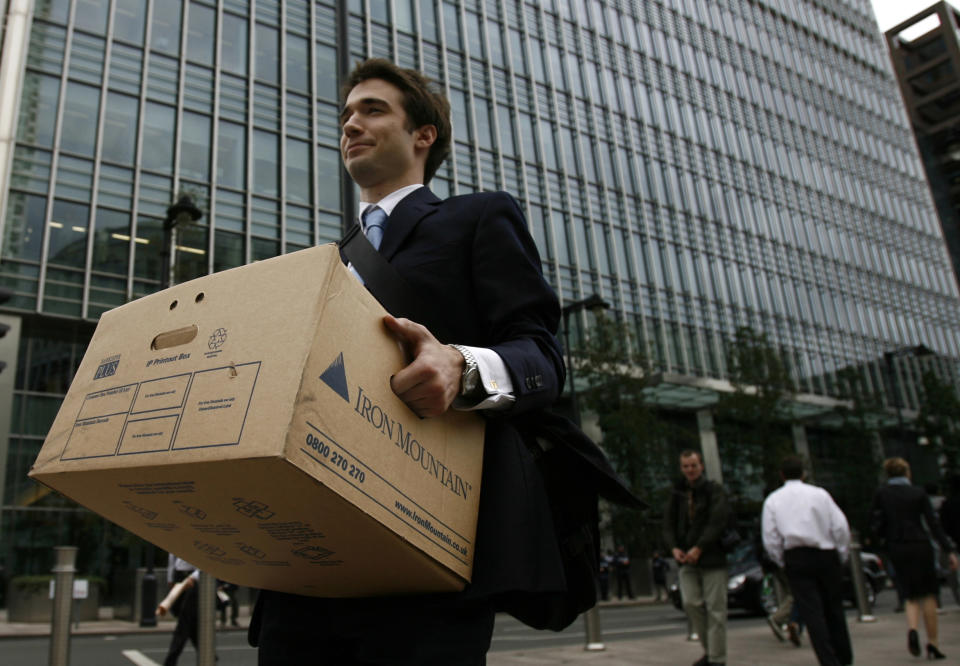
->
xmin=872 ymin=458 xmax=958 ymax=660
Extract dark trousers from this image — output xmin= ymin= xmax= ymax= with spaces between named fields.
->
xmin=164 ymin=584 xmax=198 ymax=666
xmin=252 ymin=592 xmax=495 ymax=665
xmin=784 ymin=547 xmax=852 ymax=666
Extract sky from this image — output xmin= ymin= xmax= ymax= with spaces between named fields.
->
xmin=871 ymin=0 xmax=959 ymax=32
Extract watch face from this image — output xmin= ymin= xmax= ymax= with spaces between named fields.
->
xmin=463 ymin=367 xmax=480 ymax=394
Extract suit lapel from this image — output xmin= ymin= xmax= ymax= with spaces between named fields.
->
xmin=380 ymin=187 xmax=441 ymax=260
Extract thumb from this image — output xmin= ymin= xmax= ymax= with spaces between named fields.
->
xmin=383 ymin=315 xmax=432 ymax=354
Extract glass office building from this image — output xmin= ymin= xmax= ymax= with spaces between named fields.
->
xmin=1 ymin=0 xmax=959 ymax=586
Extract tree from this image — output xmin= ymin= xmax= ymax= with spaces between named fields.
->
xmin=829 ymin=366 xmax=885 ymax=534
xmin=714 ymin=327 xmax=794 ymax=500
xmin=575 ymin=313 xmax=697 ymax=554
xmin=917 ymin=369 xmax=960 ymax=474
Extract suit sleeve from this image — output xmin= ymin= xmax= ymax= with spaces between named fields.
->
xmin=470 ymin=193 xmax=565 ymax=414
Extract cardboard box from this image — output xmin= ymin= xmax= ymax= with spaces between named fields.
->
xmin=30 ymin=245 xmax=485 ymax=597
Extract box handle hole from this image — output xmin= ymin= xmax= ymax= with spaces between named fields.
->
xmin=151 ymin=325 xmax=198 ymax=350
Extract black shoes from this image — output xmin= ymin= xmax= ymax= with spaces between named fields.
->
xmin=908 ymin=629 xmax=921 ymax=657
xmin=927 ymin=643 xmax=946 ymax=660
xmin=691 ymin=657 xmax=724 ymax=666
xmin=787 ymin=621 xmax=802 ymax=647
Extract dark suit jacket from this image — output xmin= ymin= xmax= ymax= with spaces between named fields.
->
xmin=374 ymin=186 xmax=568 ymax=597
xmin=872 ymin=482 xmax=955 ymax=551
xmin=250 ymin=188 xmax=569 ymax=653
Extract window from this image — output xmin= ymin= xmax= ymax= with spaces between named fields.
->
xmin=142 ymin=102 xmax=175 ymax=172
xmin=151 ymin=0 xmax=182 ymax=55
xmin=255 ymin=24 xmax=279 ymax=84
xmin=101 ymin=92 xmax=138 ymax=165
xmin=2 ymin=193 xmax=46 ymax=262
xmin=187 ymin=2 xmax=216 ymax=66
xmin=180 ymin=111 xmax=212 ymax=181
xmin=60 ymin=82 xmax=100 ymax=157
xmin=252 ymin=130 xmax=278 ymax=196
xmin=217 ymin=121 xmax=246 ymax=189
xmin=222 ymin=13 xmax=248 ymax=76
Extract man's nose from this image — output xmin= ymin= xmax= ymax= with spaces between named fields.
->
xmin=342 ymin=114 xmax=361 ymax=136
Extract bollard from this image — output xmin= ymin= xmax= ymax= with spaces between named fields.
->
xmin=583 ymin=605 xmax=605 ymax=651
xmin=196 ymin=571 xmax=217 ymax=666
xmin=140 ymin=544 xmax=157 ymax=627
xmin=848 ymin=533 xmax=876 ymax=623
xmin=49 ymin=546 xmax=77 ymax=666
xmin=139 ymin=568 xmax=157 ymax=627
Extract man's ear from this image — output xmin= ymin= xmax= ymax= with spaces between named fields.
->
xmin=414 ymin=124 xmax=437 ymax=148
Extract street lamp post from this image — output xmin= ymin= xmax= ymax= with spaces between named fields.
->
xmin=560 ymin=293 xmax=610 ymax=651
xmin=161 ymin=195 xmax=203 ymax=290
xmin=561 ymin=294 xmax=610 ymax=427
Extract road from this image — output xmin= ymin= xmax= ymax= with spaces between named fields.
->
xmin=0 ymin=593 xmax=892 ymax=665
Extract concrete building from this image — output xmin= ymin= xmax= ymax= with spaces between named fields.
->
xmin=0 ymin=0 xmax=958 ymax=595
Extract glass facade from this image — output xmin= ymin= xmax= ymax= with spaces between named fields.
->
xmin=0 ymin=0 xmax=959 ymax=586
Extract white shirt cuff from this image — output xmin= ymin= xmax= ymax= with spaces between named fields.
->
xmin=452 ymin=345 xmax=516 ymax=411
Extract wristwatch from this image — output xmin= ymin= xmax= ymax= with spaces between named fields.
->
xmin=449 ymin=344 xmax=481 ymax=397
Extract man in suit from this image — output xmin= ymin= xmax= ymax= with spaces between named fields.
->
xmin=248 ymin=58 xmax=567 ymax=665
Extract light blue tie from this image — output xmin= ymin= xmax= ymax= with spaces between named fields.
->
xmin=362 ymin=206 xmax=387 ymax=250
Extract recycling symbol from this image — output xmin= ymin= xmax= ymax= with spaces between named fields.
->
xmin=208 ymin=328 xmax=228 ymax=350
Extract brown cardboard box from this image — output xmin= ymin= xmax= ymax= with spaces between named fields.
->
xmin=29 ymin=245 xmax=484 ymax=597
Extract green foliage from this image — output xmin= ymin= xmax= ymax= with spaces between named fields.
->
xmin=715 ymin=327 xmax=793 ymax=496
xmin=829 ymin=367 xmax=884 ymax=534
xmin=917 ymin=370 xmax=960 ymax=473
xmin=10 ymin=574 xmax=107 ymax=594
xmin=575 ymin=313 xmax=696 ymax=553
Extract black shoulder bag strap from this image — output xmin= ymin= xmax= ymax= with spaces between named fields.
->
xmin=338 ymin=223 xmax=454 ymax=343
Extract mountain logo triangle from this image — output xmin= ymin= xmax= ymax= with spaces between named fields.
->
xmin=319 ymin=352 xmax=350 ymax=403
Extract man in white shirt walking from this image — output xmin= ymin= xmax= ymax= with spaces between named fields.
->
xmin=762 ymin=455 xmax=852 ymax=666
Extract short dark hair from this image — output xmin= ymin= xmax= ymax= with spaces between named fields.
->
xmin=341 ymin=58 xmax=452 ymax=184
xmin=679 ymin=450 xmax=702 ymax=464
xmin=780 ymin=455 xmax=804 ymax=480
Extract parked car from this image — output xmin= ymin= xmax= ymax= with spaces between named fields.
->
xmin=669 ymin=543 xmax=885 ymax=616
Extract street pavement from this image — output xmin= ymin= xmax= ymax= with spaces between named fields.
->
xmin=1 ymin=593 xmax=958 ymax=665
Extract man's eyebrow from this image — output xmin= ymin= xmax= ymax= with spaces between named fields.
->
xmin=339 ymin=96 xmax=390 ymax=123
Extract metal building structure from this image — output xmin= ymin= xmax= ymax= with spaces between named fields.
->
xmin=0 ymin=0 xmax=958 ymax=586
xmin=887 ymin=1 xmax=960 ymax=292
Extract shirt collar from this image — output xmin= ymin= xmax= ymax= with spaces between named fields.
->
xmin=359 ymin=184 xmax=424 ymax=221
xmin=888 ymin=476 xmax=911 ymax=486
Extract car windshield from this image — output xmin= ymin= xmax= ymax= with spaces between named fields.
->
xmin=727 ymin=542 xmax=756 ymax=566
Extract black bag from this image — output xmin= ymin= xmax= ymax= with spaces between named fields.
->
xmin=503 ymin=411 xmax=645 ymax=631
xmin=339 ymin=227 xmax=645 ymax=631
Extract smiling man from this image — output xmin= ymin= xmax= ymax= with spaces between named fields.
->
xmin=247 ymin=58 xmax=568 ymax=665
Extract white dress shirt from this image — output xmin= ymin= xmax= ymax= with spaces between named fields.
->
xmin=357 ymin=185 xmax=516 ymax=411
xmin=761 ymin=479 xmax=850 ymax=569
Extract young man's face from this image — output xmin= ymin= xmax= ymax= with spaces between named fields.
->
xmin=680 ymin=454 xmax=703 ymax=484
xmin=339 ymin=77 xmax=431 ymax=198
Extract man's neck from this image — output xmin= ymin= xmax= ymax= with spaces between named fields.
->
xmin=360 ymin=179 xmax=423 ymax=204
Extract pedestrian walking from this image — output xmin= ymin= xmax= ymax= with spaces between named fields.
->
xmin=615 ymin=545 xmax=634 ymax=599
xmin=762 ymin=455 xmax=852 ymax=666
xmin=651 ymin=550 xmax=670 ymax=601
xmin=872 ymin=457 xmax=958 ymax=660
xmin=664 ymin=449 xmax=729 ymax=666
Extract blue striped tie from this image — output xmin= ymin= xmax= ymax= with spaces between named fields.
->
xmin=362 ymin=206 xmax=387 ymax=250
